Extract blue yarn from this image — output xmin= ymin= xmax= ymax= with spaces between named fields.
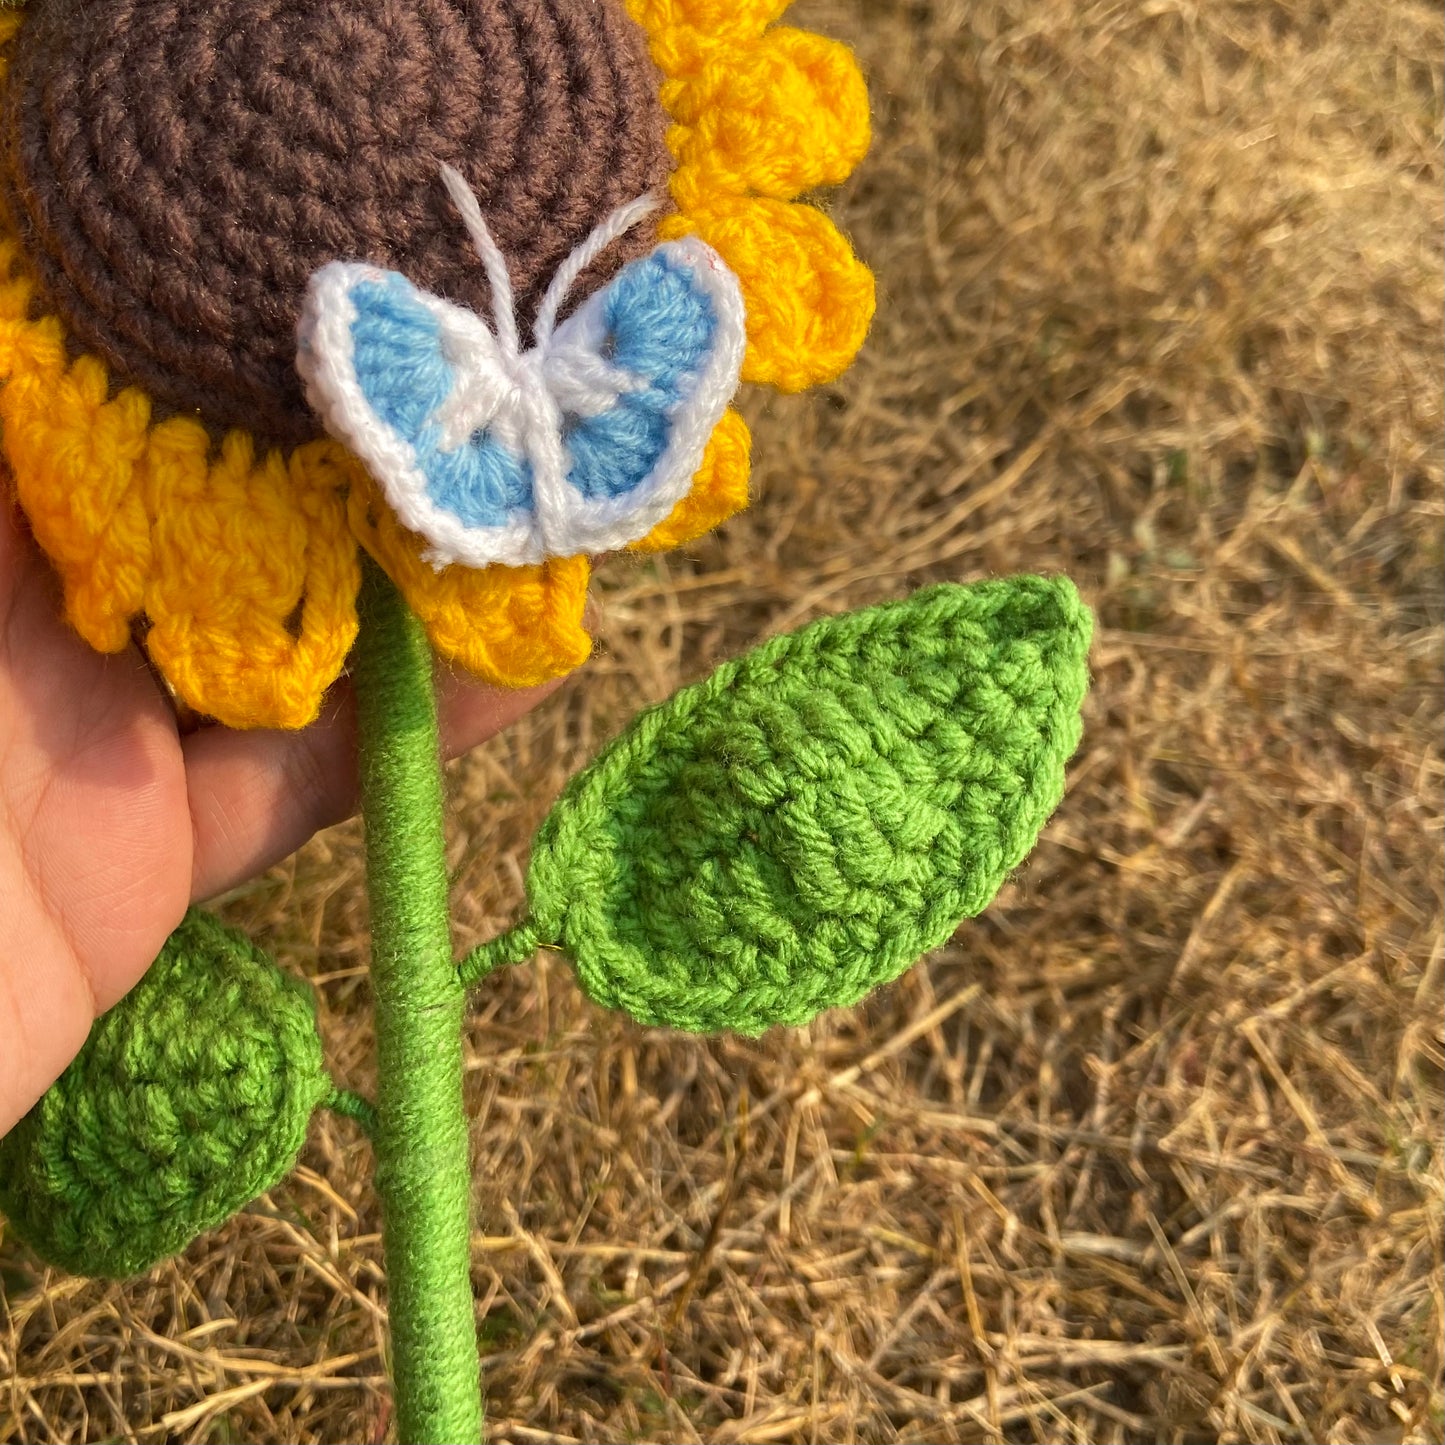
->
xmin=350 ymin=277 xmax=452 ymax=434
xmin=563 ymin=253 xmax=718 ymax=502
xmin=421 ymin=428 xmax=535 ymax=530
xmin=604 ymin=252 xmax=718 ymax=396
xmin=349 ymin=276 xmax=534 ymax=529
xmin=563 ymin=406 xmax=671 ymax=502
xmin=344 ymin=250 xmax=719 ymax=522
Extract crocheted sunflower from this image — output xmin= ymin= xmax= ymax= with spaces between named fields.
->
xmin=0 ymin=0 xmax=871 ymax=729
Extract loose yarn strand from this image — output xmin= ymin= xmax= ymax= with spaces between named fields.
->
xmin=532 ymin=192 xmax=661 ymax=345
xmin=440 ymin=162 xmax=519 ymax=358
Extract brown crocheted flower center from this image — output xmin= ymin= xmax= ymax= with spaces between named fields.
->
xmin=0 ymin=0 xmax=672 ymax=448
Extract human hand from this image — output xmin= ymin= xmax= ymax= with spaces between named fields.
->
xmin=0 ymin=497 xmax=561 ymax=1135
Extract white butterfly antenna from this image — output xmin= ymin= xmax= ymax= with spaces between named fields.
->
xmin=531 ymin=191 xmax=662 ymax=347
xmin=439 ymin=162 xmax=520 ymax=359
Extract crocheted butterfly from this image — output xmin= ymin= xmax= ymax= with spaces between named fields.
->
xmin=298 ymin=166 xmax=747 ymax=570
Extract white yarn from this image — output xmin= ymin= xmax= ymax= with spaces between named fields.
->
xmin=532 ymin=192 xmax=661 ymax=346
xmin=543 ymin=235 xmax=746 ymax=559
xmin=438 ymin=162 xmax=519 ymax=360
xmin=296 ymin=170 xmax=747 ymax=571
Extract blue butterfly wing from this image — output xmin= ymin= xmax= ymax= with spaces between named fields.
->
xmin=564 ymin=250 xmax=719 ymax=501
xmin=299 ymin=265 xmax=542 ymax=568
xmin=547 ymin=238 xmax=746 ymax=553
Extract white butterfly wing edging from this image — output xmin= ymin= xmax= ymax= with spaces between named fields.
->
xmin=537 ymin=234 xmax=748 ymax=560
xmin=296 ymin=261 xmax=545 ymax=571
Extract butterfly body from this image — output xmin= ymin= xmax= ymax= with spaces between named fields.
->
xmin=298 ymin=180 xmax=746 ymax=571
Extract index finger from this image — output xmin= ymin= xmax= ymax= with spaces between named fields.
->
xmin=183 ymin=668 xmax=564 ymax=903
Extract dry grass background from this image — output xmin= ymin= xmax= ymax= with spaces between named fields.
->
xmin=3 ymin=0 xmax=1443 ymax=1440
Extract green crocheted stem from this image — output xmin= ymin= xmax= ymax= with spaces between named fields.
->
xmin=354 ymin=559 xmax=483 ymax=1445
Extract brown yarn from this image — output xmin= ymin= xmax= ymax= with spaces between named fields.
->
xmin=0 ymin=0 xmax=672 ymax=448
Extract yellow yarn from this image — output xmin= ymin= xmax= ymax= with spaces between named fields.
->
xmin=0 ymin=261 xmax=360 ymax=729
xmin=633 ymin=406 xmax=751 ymax=554
xmin=625 ymin=0 xmax=790 ymax=72
xmin=0 ymin=293 xmax=152 ymax=655
xmin=628 ymin=0 xmax=875 ymax=389
xmin=668 ymin=28 xmax=870 ymax=199
xmin=663 ymin=196 xmax=875 ymax=392
xmin=0 ymin=0 xmax=870 ymax=728
xmin=347 ymin=473 xmax=593 ymax=690
xmin=142 ymin=430 xmax=360 ymax=730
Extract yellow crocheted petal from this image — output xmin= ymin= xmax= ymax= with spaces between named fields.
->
xmin=141 ymin=429 xmax=360 ymax=730
xmin=662 ymin=196 xmax=875 ymax=391
xmin=671 ymin=28 xmax=870 ymax=200
xmin=0 ymin=231 xmax=151 ymax=655
xmin=0 ymin=334 xmax=154 ymax=655
xmin=632 ymin=407 xmax=751 ymax=553
xmin=626 ymin=0 xmax=789 ymax=77
xmin=348 ymin=478 xmax=593 ymax=688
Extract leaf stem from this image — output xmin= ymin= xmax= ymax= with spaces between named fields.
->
xmin=326 ymin=1086 xmax=379 ymax=1138
xmin=456 ymin=919 xmax=542 ymax=990
xmin=354 ymin=558 xmax=483 ymax=1445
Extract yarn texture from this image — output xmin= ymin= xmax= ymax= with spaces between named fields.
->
xmin=0 ymin=0 xmax=671 ymax=447
xmin=353 ymin=558 xmax=484 ymax=1443
xmin=638 ymin=0 xmax=875 ymax=391
xmin=522 ymin=577 xmax=1093 ymax=1033
xmin=0 ymin=0 xmax=869 ymax=727
xmin=0 ymin=910 xmax=329 ymax=1279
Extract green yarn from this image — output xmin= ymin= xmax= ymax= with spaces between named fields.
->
xmin=354 ymin=558 xmax=483 ymax=1445
xmin=327 ymin=1087 xmax=379 ymax=1137
xmin=523 ymin=576 xmax=1093 ymax=1034
xmin=456 ymin=918 xmax=543 ymax=988
xmin=0 ymin=570 xmax=1088 ymax=1445
xmin=0 ymin=909 xmax=328 ymax=1278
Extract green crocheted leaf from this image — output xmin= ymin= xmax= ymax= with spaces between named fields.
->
xmin=0 ymin=910 xmax=329 ymax=1278
xmin=526 ymin=575 xmax=1093 ymax=1034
